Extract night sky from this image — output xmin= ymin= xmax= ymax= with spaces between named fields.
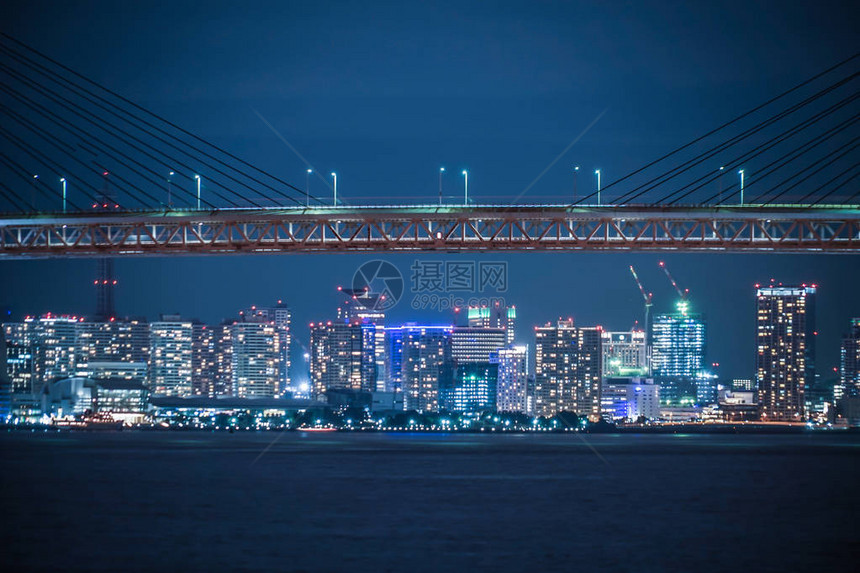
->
xmin=1 ymin=0 xmax=858 ymax=381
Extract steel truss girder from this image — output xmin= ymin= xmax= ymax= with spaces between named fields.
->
xmin=1 ymin=205 xmax=858 ymax=257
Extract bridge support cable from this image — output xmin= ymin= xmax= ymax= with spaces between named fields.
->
xmin=0 ymin=57 xmax=271 ymax=208
xmin=656 ymin=95 xmax=860 ymax=205
xmin=0 ymin=105 xmax=129 ymax=205
xmin=573 ymin=52 xmax=859 ymax=204
xmin=0 ymin=79 xmax=184 ymax=210
xmin=0 ymin=151 xmax=80 ymax=210
xmin=0 ymin=37 xmax=319 ymax=207
xmin=804 ymin=164 xmax=860 ymax=205
xmin=0 ymin=62 xmax=241 ymax=209
xmin=0 ymin=184 xmax=33 ymax=212
xmin=699 ymin=114 xmax=860 ymax=204
xmin=0 ymin=126 xmax=92 ymax=211
xmin=762 ymin=145 xmax=860 ymax=205
xmin=606 ymin=74 xmax=860 ymax=205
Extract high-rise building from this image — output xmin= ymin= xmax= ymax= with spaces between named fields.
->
xmin=191 ymin=324 xmax=218 ymax=397
xmin=3 ymin=322 xmax=37 ymax=395
xmin=389 ymin=325 xmax=453 ymax=412
xmin=75 ymin=319 xmax=149 ymax=365
xmin=756 ymin=285 xmax=816 ymax=421
xmin=337 ymin=289 xmax=387 ymax=391
xmin=231 ymin=322 xmax=280 ymax=398
xmin=0 ymin=333 xmax=10 ymax=419
xmin=149 ymin=317 xmax=194 ymax=397
xmin=213 ymin=323 xmax=234 ymax=397
xmin=451 ymin=327 xmax=507 ymax=363
xmin=35 ymin=315 xmax=79 ymax=385
xmin=839 ymin=318 xmax=860 ymax=399
xmin=651 ymin=302 xmax=707 ymax=406
xmin=443 ymin=362 xmax=498 ymax=412
xmin=239 ymin=301 xmax=291 ymax=393
xmin=534 ymin=320 xmax=602 ymax=420
xmin=443 ymin=326 xmax=506 ymax=412
xmin=496 ymin=345 xmax=529 ymax=413
xmin=601 ymin=330 xmax=647 ymax=377
xmin=309 ymin=321 xmax=369 ymax=399
xmin=467 ymin=303 xmax=516 ymax=344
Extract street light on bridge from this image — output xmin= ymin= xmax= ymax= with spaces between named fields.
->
xmin=595 ymin=169 xmax=601 ymax=205
xmin=306 ymin=168 xmax=312 ymax=207
xmin=194 ymin=174 xmax=201 ymax=210
xmin=439 ymin=167 xmax=445 ymax=205
xmin=167 ymin=171 xmax=175 ymax=208
xmin=738 ymin=169 xmax=745 ymax=205
xmin=462 ymin=170 xmax=468 ymax=206
xmin=331 ymin=172 xmax=337 ymax=206
xmin=573 ymin=165 xmax=580 ymax=202
xmin=60 ymin=177 xmax=66 ymax=213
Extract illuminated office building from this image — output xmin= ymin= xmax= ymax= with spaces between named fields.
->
xmin=838 ymin=318 xmax=860 ymax=399
xmin=651 ymin=302 xmax=707 ymax=406
xmin=444 ymin=326 xmax=504 ymax=412
xmin=231 ymin=322 xmax=280 ymax=398
xmin=443 ymin=362 xmax=498 ymax=412
xmin=756 ymin=285 xmax=816 ymax=421
xmin=601 ymin=377 xmax=660 ymax=421
xmin=534 ymin=320 xmax=602 ymax=419
xmin=467 ymin=303 xmax=516 ymax=344
xmin=451 ymin=327 xmax=507 ymax=363
xmin=496 ymin=345 xmax=529 ymax=413
xmin=387 ymin=325 xmax=453 ymax=412
xmin=309 ymin=321 xmax=367 ymax=399
xmin=601 ymin=330 xmax=647 ymax=377
xmin=149 ymin=317 xmax=194 ymax=397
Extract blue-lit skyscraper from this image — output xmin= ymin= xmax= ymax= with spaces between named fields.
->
xmin=387 ymin=325 xmax=453 ymax=412
xmin=651 ymin=302 xmax=707 ymax=406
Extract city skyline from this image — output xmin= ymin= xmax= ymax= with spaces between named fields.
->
xmin=3 ymin=256 xmax=857 ymax=384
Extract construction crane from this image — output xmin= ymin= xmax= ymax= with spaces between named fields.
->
xmin=658 ymin=261 xmax=689 ymax=301
xmin=629 ymin=265 xmax=653 ymax=376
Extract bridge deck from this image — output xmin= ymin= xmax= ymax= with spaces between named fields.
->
xmin=1 ymin=204 xmax=858 ymax=256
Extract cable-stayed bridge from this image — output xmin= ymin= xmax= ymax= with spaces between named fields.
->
xmin=0 ymin=35 xmax=858 ymax=257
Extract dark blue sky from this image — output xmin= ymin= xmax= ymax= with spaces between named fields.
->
xmin=1 ymin=0 xmax=858 ymax=380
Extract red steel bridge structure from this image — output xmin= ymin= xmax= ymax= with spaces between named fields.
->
xmin=1 ymin=203 xmax=858 ymax=257
xmin=1 ymin=37 xmax=858 ymax=257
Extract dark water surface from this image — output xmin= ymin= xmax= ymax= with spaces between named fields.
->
xmin=2 ymin=431 xmax=858 ymax=572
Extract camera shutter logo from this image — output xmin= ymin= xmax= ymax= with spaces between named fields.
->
xmin=351 ymin=260 xmax=404 ymax=311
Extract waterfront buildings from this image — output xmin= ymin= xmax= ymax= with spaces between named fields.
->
xmin=467 ymin=303 xmax=516 ymax=344
xmin=440 ymin=326 xmax=506 ymax=411
xmin=445 ymin=362 xmax=498 ymax=412
xmin=601 ymin=377 xmax=660 ymax=421
xmin=651 ymin=302 xmax=707 ymax=406
xmin=309 ymin=321 xmax=365 ymax=399
xmin=756 ymin=285 xmax=816 ymax=422
xmin=390 ymin=325 xmax=453 ymax=412
xmin=149 ymin=317 xmax=194 ymax=397
xmin=838 ymin=318 xmax=860 ymax=399
xmin=601 ymin=330 xmax=647 ymax=377
xmin=496 ymin=345 xmax=529 ymax=413
xmin=239 ymin=302 xmax=291 ymax=392
xmin=534 ymin=320 xmax=602 ymax=420
xmin=231 ymin=322 xmax=280 ymax=398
